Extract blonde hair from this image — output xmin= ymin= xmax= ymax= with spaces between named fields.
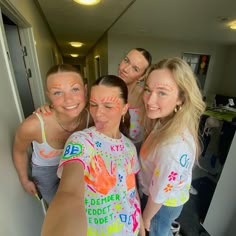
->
xmin=142 ymin=57 xmax=206 ymax=158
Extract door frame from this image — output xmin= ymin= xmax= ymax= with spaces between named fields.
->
xmin=0 ymin=0 xmax=45 ymax=121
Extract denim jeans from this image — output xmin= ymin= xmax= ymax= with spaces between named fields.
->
xmin=32 ymin=163 xmax=60 ymax=204
xmin=141 ymin=194 xmax=183 ymax=236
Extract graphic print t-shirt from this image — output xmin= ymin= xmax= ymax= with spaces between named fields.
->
xmin=58 ymin=127 xmax=141 ymax=236
xmin=139 ymin=129 xmax=196 ymax=207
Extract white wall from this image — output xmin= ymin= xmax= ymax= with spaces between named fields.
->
xmin=221 ymin=45 xmax=236 ymax=96
xmin=203 ymin=133 xmax=236 ymax=236
xmin=0 ymin=0 xmax=62 ymax=235
xmin=0 ymin=28 xmax=45 ymax=236
xmin=86 ymin=33 xmax=108 ymax=89
xmin=107 ymin=33 xmax=230 ymax=97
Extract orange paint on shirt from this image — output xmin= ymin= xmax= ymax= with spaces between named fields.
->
xmin=39 ymin=149 xmax=63 ymax=158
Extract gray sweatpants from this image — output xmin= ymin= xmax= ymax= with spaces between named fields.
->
xmin=31 ymin=163 xmax=60 ymax=205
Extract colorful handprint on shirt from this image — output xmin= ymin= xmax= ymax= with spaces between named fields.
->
xmin=125 ymin=157 xmax=135 ymax=191
xmin=84 ymin=154 xmax=117 ymax=195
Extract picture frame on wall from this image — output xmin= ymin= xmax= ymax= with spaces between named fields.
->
xmin=182 ymin=52 xmax=210 ymax=90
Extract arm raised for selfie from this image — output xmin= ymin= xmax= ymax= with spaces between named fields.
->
xmin=41 ymin=162 xmax=87 ymax=236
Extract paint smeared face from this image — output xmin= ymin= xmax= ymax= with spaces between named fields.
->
xmin=89 ymin=85 xmax=128 ymax=137
xmin=143 ymin=69 xmax=182 ymax=120
xmin=118 ymin=50 xmax=149 ymax=86
xmin=46 ymin=72 xmax=86 ymax=117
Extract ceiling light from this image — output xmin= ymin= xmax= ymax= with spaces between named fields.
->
xmin=70 ymin=42 xmax=83 ymax=47
xmin=229 ymin=22 xmax=236 ymax=30
xmin=70 ymin=54 xmax=79 ymax=57
xmin=73 ymin=0 xmax=101 ymax=6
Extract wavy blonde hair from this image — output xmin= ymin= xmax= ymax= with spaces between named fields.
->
xmin=142 ymin=57 xmax=206 ymax=158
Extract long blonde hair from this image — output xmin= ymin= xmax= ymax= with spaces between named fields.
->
xmin=142 ymin=57 xmax=206 ymax=158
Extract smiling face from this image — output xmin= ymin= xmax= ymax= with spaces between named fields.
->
xmin=143 ymin=69 xmax=182 ymax=120
xmin=46 ymin=72 xmax=86 ymax=118
xmin=89 ymin=85 xmax=129 ymax=138
xmin=118 ymin=49 xmax=149 ymax=86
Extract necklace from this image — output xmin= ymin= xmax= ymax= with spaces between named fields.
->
xmin=55 ymin=114 xmax=81 ymax=133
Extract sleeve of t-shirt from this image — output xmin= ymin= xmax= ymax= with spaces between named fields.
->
xmin=57 ymin=131 xmax=92 ymax=178
xmin=149 ymin=141 xmax=190 ymax=204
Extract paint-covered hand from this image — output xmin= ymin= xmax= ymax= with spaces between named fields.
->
xmin=84 ymin=154 xmax=117 ymax=195
xmin=21 ymin=179 xmax=37 ymax=196
xmin=125 ymin=157 xmax=135 ymax=191
xmin=34 ymin=103 xmax=52 ymax=115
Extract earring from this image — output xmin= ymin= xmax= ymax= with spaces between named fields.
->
xmin=122 ymin=115 xmax=125 ymax=123
xmin=174 ymin=105 xmax=182 ymax=113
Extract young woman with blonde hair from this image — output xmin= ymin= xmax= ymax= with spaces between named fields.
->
xmin=138 ymin=57 xmax=206 ymax=235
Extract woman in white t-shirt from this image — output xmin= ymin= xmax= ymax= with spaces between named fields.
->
xmin=41 ymin=75 xmax=145 ymax=236
xmin=138 ymin=58 xmax=206 ymax=236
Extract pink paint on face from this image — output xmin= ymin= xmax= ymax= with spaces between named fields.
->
xmin=90 ymin=96 xmax=121 ymax=112
xmin=143 ymin=69 xmax=182 ymax=120
xmin=89 ymin=85 xmax=128 ymax=138
xmin=154 ymin=83 xmax=175 ymax=91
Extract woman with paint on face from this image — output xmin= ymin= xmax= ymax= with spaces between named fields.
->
xmin=118 ymin=48 xmax=152 ymax=152
xmin=41 ymin=75 xmax=145 ymax=236
xmin=13 ymin=64 xmax=91 ymax=205
xmin=138 ymin=58 xmax=206 ymax=236
xmin=36 ymin=48 xmax=152 ymax=154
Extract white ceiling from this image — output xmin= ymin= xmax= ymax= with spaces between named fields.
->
xmin=36 ymin=0 xmax=236 ymax=58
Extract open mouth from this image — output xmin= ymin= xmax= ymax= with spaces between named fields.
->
xmin=95 ymin=121 xmax=106 ymax=130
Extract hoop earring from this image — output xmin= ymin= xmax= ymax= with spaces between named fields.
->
xmin=174 ymin=105 xmax=182 ymax=113
xmin=122 ymin=115 xmax=125 ymax=123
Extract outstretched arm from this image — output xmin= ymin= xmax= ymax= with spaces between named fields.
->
xmin=41 ymin=162 xmax=87 ymax=236
xmin=13 ymin=116 xmax=38 ymax=195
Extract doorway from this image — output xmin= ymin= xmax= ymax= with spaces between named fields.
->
xmin=2 ymin=13 xmax=35 ymax=118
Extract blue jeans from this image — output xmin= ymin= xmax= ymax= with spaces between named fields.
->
xmin=31 ymin=163 xmax=60 ymax=204
xmin=141 ymin=194 xmax=183 ymax=236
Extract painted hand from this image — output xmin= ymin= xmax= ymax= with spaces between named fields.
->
xmin=84 ymin=154 xmax=117 ymax=195
xmin=34 ymin=103 xmax=52 ymax=115
xmin=125 ymin=157 xmax=135 ymax=191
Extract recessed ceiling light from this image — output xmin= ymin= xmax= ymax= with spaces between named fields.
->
xmin=73 ymin=0 xmax=101 ymax=6
xmin=70 ymin=54 xmax=79 ymax=57
xmin=70 ymin=42 xmax=83 ymax=47
xmin=228 ymin=20 xmax=236 ymax=30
